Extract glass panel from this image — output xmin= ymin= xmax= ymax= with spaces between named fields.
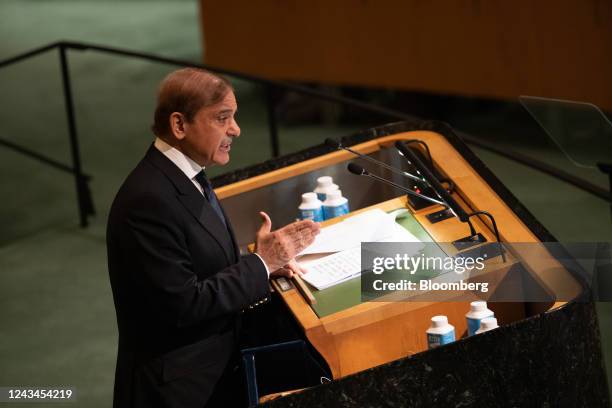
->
xmin=519 ymin=96 xmax=612 ymax=169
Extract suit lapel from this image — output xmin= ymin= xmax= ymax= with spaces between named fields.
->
xmin=145 ymin=145 xmax=235 ymax=264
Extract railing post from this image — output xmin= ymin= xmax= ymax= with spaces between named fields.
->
xmin=265 ymin=85 xmax=280 ymax=158
xmin=58 ymin=44 xmax=94 ymax=227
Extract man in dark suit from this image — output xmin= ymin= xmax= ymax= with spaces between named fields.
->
xmin=107 ymin=68 xmax=319 ymax=408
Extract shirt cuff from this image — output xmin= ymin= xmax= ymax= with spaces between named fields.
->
xmin=253 ymin=253 xmax=271 ymax=277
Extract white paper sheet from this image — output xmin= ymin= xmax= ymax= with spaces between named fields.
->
xmin=299 ymin=208 xmax=420 ymax=255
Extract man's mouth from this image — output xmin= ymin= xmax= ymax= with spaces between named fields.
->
xmin=220 ymin=142 xmax=232 ymax=152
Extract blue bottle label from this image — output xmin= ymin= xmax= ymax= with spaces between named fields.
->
xmin=299 ymin=207 xmax=324 ymax=222
xmin=316 ymin=192 xmax=326 ymax=201
xmin=467 ymin=316 xmax=492 ymax=336
xmin=427 ymin=331 xmax=455 ymax=349
xmin=323 ymin=202 xmax=349 ymax=220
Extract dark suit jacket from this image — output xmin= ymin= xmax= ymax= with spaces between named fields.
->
xmin=107 ymin=145 xmax=270 ymax=408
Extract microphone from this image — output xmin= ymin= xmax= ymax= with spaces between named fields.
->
xmin=394 ymin=141 xmax=506 ymax=258
xmin=350 ymin=150 xmax=505 ymax=261
xmin=347 ymin=163 xmax=446 ymax=207
xmin=394 ymin=141 xmax=470 ymax=222
xmin=326 ymin=138 xmax=425 ymax=183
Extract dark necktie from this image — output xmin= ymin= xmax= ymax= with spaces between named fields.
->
xmin=194 ymin=170 xmax=227 ymax=228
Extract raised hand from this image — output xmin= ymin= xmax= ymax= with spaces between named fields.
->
xmin=255 ymin=212 xmax=320 ymax=272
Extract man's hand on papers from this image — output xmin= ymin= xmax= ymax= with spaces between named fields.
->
xmin=270 ymin=259 xmax=306 ymax=279
xmin=255 ymin=211 xmax=320 ymax=272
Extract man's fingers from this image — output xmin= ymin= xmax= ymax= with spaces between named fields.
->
xmin=256 ymin=211 xmax=272 ymax=236
xmin=286 ymin=260 xmax=305 ymax=276
xmin=297 ymin=220 xmax=320 ymax=235
xmin=270 ymin=266 xmax=294 ymax=279
xmin=283 ymin=219 xmax=320 ymax=236
xmin=276 ymin=228 xmax=317 ymax=257
xmin=289 ymin=229 xmax=317 ymax=247
xmin=280 ymin=221 xmax=320 ymax=243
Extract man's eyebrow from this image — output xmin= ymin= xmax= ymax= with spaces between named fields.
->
xmin=215 ymin=108 xmax=235 ymax=115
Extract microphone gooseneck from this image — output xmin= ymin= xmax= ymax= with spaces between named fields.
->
xmin=327 ymin=138 xmax=427 ymax=184
xmin=346 ymin=163 xmax=446 ymax=207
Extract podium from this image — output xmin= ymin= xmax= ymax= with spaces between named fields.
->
xmin=214 ymin=122 xmax=608 ymax=406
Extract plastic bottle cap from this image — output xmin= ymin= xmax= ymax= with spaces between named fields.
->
xmin=480 ymin=317 xmax=498 ymax=330
xmin=302 ymin=192 xmax=319 ymax=204
xmin=431 ymin=315 xmax=448 ymax=327
xmin=326 ymin=189 xmax=342 ymax=200
xmin=317 ymin=176 xmax=333 ymax=187
xmin=470 ymin=301 xmax=487 ymax=312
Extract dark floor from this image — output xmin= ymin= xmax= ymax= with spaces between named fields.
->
xmin=0 ymin=1 xmax=610 ymax=407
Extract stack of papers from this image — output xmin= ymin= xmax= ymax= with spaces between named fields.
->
xmin=299 ymin=209 xmax=423 ymax=290
xmin=299 ymin=246 xmax=362 ymax=290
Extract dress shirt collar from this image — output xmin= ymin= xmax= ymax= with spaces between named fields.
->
xmin=154 ymin=137 xmax=204 ymax=181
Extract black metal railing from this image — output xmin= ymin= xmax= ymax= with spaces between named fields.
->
xmin=0 ymin=41 xmax=609 ymax=227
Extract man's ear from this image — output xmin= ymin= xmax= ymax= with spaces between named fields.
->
xmin=169 ymin=112 xmax=187 ymax=140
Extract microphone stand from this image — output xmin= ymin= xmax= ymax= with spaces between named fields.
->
xmin=394 ymin=141 xmax=505 ymax=262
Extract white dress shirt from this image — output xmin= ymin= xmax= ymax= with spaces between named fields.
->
xmin=154 ymin=137 xmax=270 ymax=276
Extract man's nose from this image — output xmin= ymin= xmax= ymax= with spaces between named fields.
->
xmin=229 ymin=117 xmax=240 ymax=138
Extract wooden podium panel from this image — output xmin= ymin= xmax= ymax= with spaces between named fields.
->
xmin=216 ymin=131 xmax=582 ymax=379
xmin=200 ymin=1 xmax=612 ymax=112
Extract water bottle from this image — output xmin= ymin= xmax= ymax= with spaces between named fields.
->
xmin=426 ymin=315 xmax=455 ymax=349
xmin=465 ymin=301 xmax=494 ymax=336
xmin=322 ymin=189 xmax=350 ymax=220
xmin=314 ymin=176 xmax=338 ymax=201
xmin=298 ymin=192 xmax=324 ymax=222
xmin=475 ymin=317 xmax=499 ymax=334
